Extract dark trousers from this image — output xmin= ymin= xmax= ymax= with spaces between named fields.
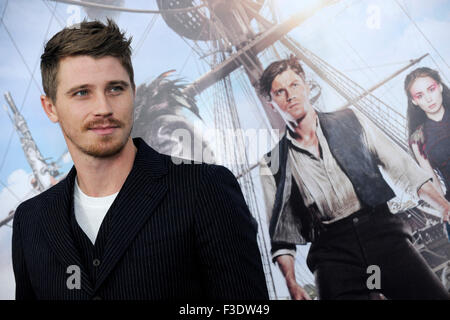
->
xmin=306 ymin=204 xmax=450 ymax=300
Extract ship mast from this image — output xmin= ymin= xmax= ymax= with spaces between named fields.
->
xmin=0 ymin=92 xmax=60 ymax=227
xmin=3 ymin=92 xmax=59 ymax=192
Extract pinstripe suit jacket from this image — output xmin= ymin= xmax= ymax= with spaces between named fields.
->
xmin=12 ymin=138 xmax=269 ymax=300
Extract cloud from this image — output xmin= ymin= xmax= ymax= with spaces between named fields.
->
xmin=0 ymin=169 xmax=37 ymax=218
xmin=62 ymin=151 xmax=72 ymax=164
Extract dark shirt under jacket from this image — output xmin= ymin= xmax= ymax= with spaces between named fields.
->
xmin=12 ymin=138 xmax=269 ymax=300
xmin=423 ymin=108 xmax=450 ymax=198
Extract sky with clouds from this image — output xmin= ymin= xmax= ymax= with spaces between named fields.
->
xmin=0 ymin=0 xmax=449 ymax=299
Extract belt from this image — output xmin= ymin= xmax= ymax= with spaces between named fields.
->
xmin=318 ymin=203 xmax=391 ymax=233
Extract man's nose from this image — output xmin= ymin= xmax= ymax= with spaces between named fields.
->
xmin=286 ymin=92 xmax=296 ymax=103
xmin=424 ymin=93 xmax=432 ymax=102
xmin=286 ymin=88 xmax=296 ymax=103
xmin=94 ymin=93 xmax=113 ymax=116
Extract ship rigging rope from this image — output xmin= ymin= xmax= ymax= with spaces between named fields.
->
xmin=20 ymin=0 xmax=58 ymax=111
xmin=395 ymin=0 xmax=450 ymax=73
xmin=331 ymin=28 xmax=403 ymax=108
xmin=174 ymin=19 xmax=219 ymax=124
xmin=133 ymin=14 xmax=158 ymax=57
xmin=0 ymin=0 xmax=8 ymax=20
xmin=342 ymin=60 xmax=418 ymax=72
xmin=194 ymin=66 xmax=216 ymax=124
xmin=42 ymin=0 xmax=66 ymax=28
xmin=0 ymin=21 xmax=42 ymax=95
xmin=177 ymin=13 xmax=210 ymax=75
xmin=0 ymin=180 xmax=21 ymax=202
xmin=50 ymin=0 xmax=206 ymax=14
xmin=0 ymin=1 xmax=13 ymax=179
xmin=0 ymin=0 xmax=58 ymax=181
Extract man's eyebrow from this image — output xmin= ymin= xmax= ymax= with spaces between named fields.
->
xmin=107 ymin=80 xmax=130 ymax=87
xmin=64 ymin=81 xmax=130 ymax=96
xmin=65 ymin=84 xmax=91 ymax=96
xmin=427 ymin=82 xmax=437 ymax=90
xmin=271 ymin=86 xmax=284 ymax=93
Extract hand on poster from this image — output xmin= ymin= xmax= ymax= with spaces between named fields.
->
xmin=286 ymin=281 xmax=312 ymax=301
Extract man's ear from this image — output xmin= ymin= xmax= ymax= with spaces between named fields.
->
xmin=411 ymin=99 xmax=418 ymax=106
xmin=40 ymin=95 xmax=59 ymax=123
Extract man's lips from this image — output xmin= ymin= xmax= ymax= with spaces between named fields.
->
xmin=89 ymin=126 xmax=119 ymax=135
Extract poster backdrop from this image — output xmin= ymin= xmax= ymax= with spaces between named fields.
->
xmin=0 ymin=0 xmax=449 ymax=299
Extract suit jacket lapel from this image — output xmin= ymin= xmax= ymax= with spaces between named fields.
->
xmin=39 ymin=167 xmax=94 ymax=296
xmin=94 ymin=138 xmax=168 ymax=291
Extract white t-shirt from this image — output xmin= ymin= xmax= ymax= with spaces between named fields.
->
xmin=73 ymin=177 xmax=119 ymax=244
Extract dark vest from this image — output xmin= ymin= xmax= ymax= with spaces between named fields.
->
xmin=70 ymin=195 xmax=113 ymax=287
xmin=265 ymin=109 xmax=395 ymax=245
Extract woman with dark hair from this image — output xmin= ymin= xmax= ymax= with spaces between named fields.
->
xmin=406 ymin=67 xmax=450 ymax=202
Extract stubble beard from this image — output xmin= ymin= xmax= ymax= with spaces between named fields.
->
xmin=61 ymin=120 xmax=133 ymax=159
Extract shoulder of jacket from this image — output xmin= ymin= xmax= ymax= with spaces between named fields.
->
xmin=166 ymin=157 xmax=236 ymax=184
xmin=14 ymin=178 xmax=66 ymax=221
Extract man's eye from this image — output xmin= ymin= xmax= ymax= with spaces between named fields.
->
xmin=74 ymin=90 xmax=88 ymax=97
xmin=110 ymin=86 xmax=124 ymax=93
xmin=293 ymin=83 xmax=299 ymax=87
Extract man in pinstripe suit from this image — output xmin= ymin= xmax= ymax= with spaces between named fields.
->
xmin=11 ymin=19 xmax=269 ymax=300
